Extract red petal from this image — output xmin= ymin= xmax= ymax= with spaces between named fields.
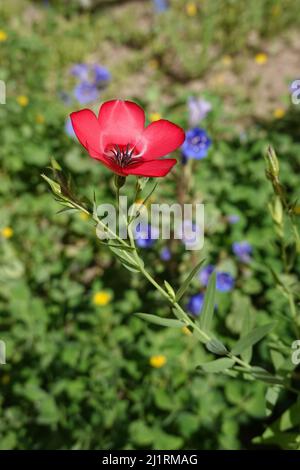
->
xmin=98 ymin=100 xmax=145 ymax=147
xmin=124 ymin=158 xmax=177 ymax=177
xmin=138 ymin=120 xmax=185 ymax=160
xmin=70 ymin=109 xmax=101 ymax=154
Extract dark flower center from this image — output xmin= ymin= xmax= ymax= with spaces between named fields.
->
xmin=106 ymin=144 xmax=139 ymax=168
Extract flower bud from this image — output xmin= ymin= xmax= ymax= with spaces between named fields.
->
xmin=265 ymin=145 xmax=280 ymax=179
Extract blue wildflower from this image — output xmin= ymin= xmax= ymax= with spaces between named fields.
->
xmin=232 ymin=241 xmax=252 ymax=263
xmin=160 ymin=247 xmax=171 ymax=261
xmin=135 ymin=224 xmax=159 ymax=248
xmin=73 ymin=81 xmax=99 ymax=104
xmin=199 ymin=264 xmax=215 ymax=286
xmin=187 ymin=293 xmax=204 ymax=316
xmin=199 ymin=265 xmax=234 ymax=292
xmin=216 ymin=272 xmax=235 ymax=292
xmin=188 ymin=97 xmax=212 ymax=127
xmin=94 ymin=64 xmax=111 ymax=84
xmin=227 ymin=215 xmax=240 ymax=224
xmin=181 ymin=128 xmax=212 ymax=160
xmin=153 ymin=0 xmax=169 ymax=13
xmin=70 ymin=63 xmax=89 ymax=81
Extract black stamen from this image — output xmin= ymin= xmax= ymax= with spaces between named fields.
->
xmin=107 ymin=144 xmax=138 ymax=168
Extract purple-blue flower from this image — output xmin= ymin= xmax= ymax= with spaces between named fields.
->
xmin=216 ymin=272 xmax=235 ymax=292
xmin=153 ymin=0 xmax=169 ymax=13
xmin=187 ymin=293 xmax=204 ymax=316
xmin=135 ymin=224 xmax=159 ymax=248
xmin=73 ymin=81 xmax=99 ymax=104
xmin=65 ymin=117 xmax=76 ymax=138
xmin=199 ymin=265 xmax=214 ymax=286
xmin=199 ymin=265 xmax=234 ymax=292
xmin=71 ymin=63 xmax=89 ymax=81
xmin=93 ymin=64 xmax=111 ymax=84
xmin=232 ymin=241 xmax=252 ymax=263
xmin=181 ymin=128 xmax=212 ymax=160
xmin=188 ymin=97 xmax=212 ymax=127
xmin=160 ymin=247 xmax=171 ymax=261
xmin=71 ymin=63 xmax=111 ymax=85
xmin=227 ymin=215 xmax=240 ymax=224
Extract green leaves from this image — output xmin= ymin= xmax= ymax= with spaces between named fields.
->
xmin=175 ymin=259 xmax=205 ymax=302
xmin=199 ymin=271 xmax=216 ymax=332
xmin=199 ymin=358 xmax=235 ymax=373
xmin=108 ymin=242 xmax=141 ymax=273
xmin=231 ymin=323 xmax=275 ymax=356
xmin=135 ymin=313 xmax=185 ymax=328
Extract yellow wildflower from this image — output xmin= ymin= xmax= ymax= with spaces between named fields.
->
xmin=0 ymin=30 xmax=8 ymax=42
xmin=222 ymin=55 xmax=232 ymax=66
xmin=255 ymin=53 xmax=268 ymax=65
xmin=149 ymin=112 xmax=161 ymax=122
xmin=1 ymin=227 xmax=13 ymax=239
xmin=273 ymin=107 xmax=285 ymax=119
xmin=271 ymin=4 xmax=281 ymax=16
xmin=93 ymin=291 xmax=112 ymax=306
xmin=149 ymin=355 xmax=167 ymax=368
xmin=148 ymin=59 xmax=159 ymax=70
xmin=35 ymin=113 xmax=45 ymax=124
xmin=17 ymin=95 xmax=29 ymax=107
xmin=186 ymin=2 xmax=197 ymax=17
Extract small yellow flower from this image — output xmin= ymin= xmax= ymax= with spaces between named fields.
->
xmin=271 ymin=4 xmax=281 ymax=16
xmin=35 ymin=113 xmax=45 ymax=124
xmin=182 ymin=326 xmax=192 ymax=336
xmin=0 ymin=30 xmax=8 ymax=42
xmin=255 ymin=53 xmax=268 ymax=65
xmin=1 ymin=227 xmax=13 ymax=239
xmin=149 ymin=112 xmax=161 ymax=122
xmin=222 ymin=55 xmax=232 ymax=66
xmin=79 ymin=211 xmax=90 ymax=221
xmin=149 ymin=355 xmax=167 ymax=368
xmin=17 ymin=95 xmax=29 ymax=107
xmin=1 ymin=374 xmax=10 ymax=385
xmin=273 ymin=107 xmax=285 ymax=119
xmin=186 ymin=2 xmax=197 ymax=17
xmin=148 ymin=59 xmax=159 ymax=70
xmin=93 ymin=291 xmax=112 ymax=306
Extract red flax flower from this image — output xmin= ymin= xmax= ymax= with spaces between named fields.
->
xmin=70 ymin=100 xmax=185 ymax=177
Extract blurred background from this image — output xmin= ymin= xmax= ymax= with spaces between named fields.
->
xmin=0 ymin=0 xmax=300 ymax=450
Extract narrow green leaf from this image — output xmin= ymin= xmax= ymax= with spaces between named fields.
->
xmin=240 ymin=308 xmax=253 ymax=363
xmin=206 ymin=338 xmax=228 ymax=356
xmin=251 ymin=366 xmax=284 ymax=385
xmin=199 ymin=271 xmax=216 ymax=332
xmin=175 ymin=259 xmax=205 ymax=302
xmin=199 ymin=358 xmax=235 ymax=373
xmin=135 ymin=313 xmax=185 ymax=328
xmin=231 ymin=323 xmax=275 ymax=356
xmin=109 ymin=244 xmax=141 ymax=273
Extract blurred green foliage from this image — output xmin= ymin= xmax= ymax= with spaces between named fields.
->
xmin=0 ymin=0 xmax=300 ymax=450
